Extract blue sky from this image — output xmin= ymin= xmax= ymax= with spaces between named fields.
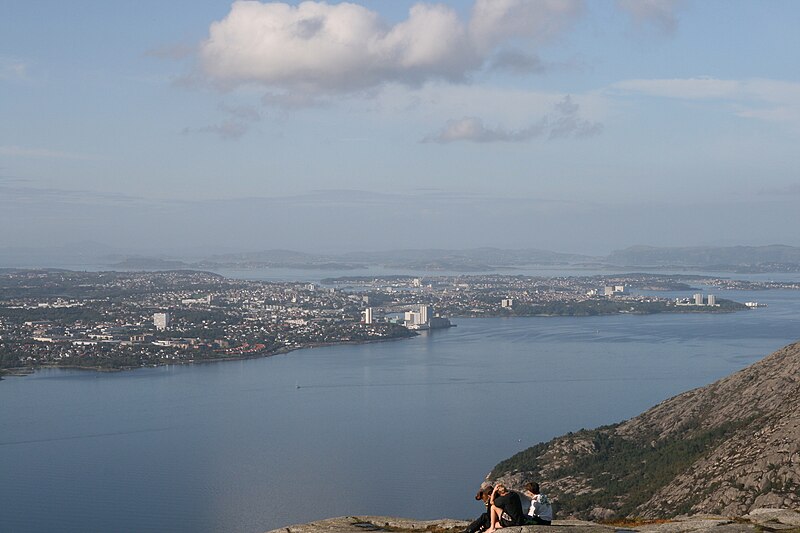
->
xmin=2 ymin=0 xmax=799 ymax=255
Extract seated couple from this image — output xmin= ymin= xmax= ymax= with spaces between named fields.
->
xmin=464 ymin=481 xmax=552 ymax=533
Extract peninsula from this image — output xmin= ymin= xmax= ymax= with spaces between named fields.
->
xmin=0 ymin=269 xmax=762 ymax=375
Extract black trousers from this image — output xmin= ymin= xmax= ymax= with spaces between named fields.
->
xmin=526 ymin=515 xmax=552 ymax=525
xmin=465 ymin=511 xmax=490 ymax=533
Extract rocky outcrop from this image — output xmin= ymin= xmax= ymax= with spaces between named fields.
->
xmin=491 ymin=341 xmax=800 ymax=519
xmin=266 ymin=510 xmax=800 ymax=533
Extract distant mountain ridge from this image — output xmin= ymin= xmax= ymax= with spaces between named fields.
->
xmin=110 ymin=247 xmax=597 ymax=272
xmin=607 ymin=245 xmax=800 ymax=268
xmin=491 ymin=341 xmax=800 ymax=520
xmin=3 ymin=243 xmax=800 ymax=272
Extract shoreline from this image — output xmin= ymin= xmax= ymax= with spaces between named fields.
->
xmin=0 ymin=331 xmax=418 ymax=379
xmin=0 ymin=306 xmax=745 ymax=379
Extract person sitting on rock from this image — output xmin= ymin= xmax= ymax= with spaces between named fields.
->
xmin=523 ymin=482 xmax=553 ymax=525
xmin=462 ymin=483 xmax=493 ymax=533
xmin=486 ymin=483 xmax=525 ymax=532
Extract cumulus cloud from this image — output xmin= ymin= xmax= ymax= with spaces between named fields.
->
xmin=469 ymin=0 xmax=583 ymax=52
xmin=198 ymin=0 xmax=582 ymax=96
xmin=424 ymin=95 xmax=602 ymax=143
xmin=425 ymin=116 xmax=544 ymax=143
xmin=616 ymin=0 xmax=682 ymax=34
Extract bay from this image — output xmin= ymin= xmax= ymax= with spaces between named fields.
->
xmin=1 ymin=287 xmax=799 ymax=532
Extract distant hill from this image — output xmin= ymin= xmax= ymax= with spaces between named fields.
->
xmin=607 ymin=245 xmax=800 ymax=270
xmin=6 ymin=243 xmax=800 ymax=273
xmin=491 ymin=341 xmax=800 ymax=520
xmin=199 ymin=247 xmax=595 ymax=271
xmin=341 ymin=247 xmax=593 ymax=268
xmin=108 ymin=257 xmax=191 ymax=270
xmin=205 ymin=249 xmax=322 ymax=263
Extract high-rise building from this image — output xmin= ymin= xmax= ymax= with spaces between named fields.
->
xmin=694 ymin=293 xmax=704 ymax=305
xmin=363 ymin=308 xmax=374 ymax=324
xmin=418 ymin=305 xmax=431 ymax=325
xmin=707 ymin=294 xmax=716 ymax=306
xmin=153 ymin=312 xmax=170 ymax=331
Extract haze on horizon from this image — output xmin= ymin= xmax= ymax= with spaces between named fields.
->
xmin=2 ymin=1 xmax=799 ymax=257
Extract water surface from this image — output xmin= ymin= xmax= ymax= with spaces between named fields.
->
xmin=1 ymin=288 xmax=798 ymax=532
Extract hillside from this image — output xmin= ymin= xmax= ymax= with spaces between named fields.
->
xmin=491 ymin=341 xmax=800 ymax=520
xmin=606 ymin=245 xmax=800 ymax=270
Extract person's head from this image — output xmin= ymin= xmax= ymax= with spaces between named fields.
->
xmin=495 ymin=483 xmax=508 ymax=495
xmin=525 ymin=482 xmax=540 ymax=494
xmin=476 ymin=482 xmax=494 ymax=501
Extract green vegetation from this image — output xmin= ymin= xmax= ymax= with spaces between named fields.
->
xmin=0 ymin=306 xmax=103 ymax=323
xmin=492 ymin=419 xmax=750 ymax=518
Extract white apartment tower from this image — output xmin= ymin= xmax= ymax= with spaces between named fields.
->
xmin=418 ymin=305 xmax=431 ymax=325
xmin=363 ymin=307 xmax=374 ymax=324
xmin=153 ymin=312 xmax=170 ymax=331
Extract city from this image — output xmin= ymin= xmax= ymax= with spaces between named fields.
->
xmin=0 ymin=269 xmax=762 ymax=374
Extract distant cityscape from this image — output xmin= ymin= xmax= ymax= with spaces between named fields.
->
xmin=1 ymin=269 xmax=795 ymax=374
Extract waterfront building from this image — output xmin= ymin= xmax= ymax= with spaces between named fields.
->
xmin=404 ymin=304 xmax=436 ymax=329
xmin=419 ymin=305 xmax=431 ymax=325
xmin=707 ymin=294 xmax=716 ymax=306
xmin=694 ymin=293 xmax=704 ymax=305
xmin=363 ymin=308 xmax=374 ymax=324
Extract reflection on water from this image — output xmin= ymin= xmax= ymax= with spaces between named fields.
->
xmin=1 ymin=289 xmax=799 ymax=533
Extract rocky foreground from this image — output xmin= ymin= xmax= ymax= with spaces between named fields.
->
xmin=491 ymin=341 xmax=800 ymax=519
xmin=267 ymin=509 xmax=800 ymax=533
xmin=268 ymin=342 xmax=800 ymax=533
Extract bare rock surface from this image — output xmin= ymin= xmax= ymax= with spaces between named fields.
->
xmin=266 ymin=510 xmax=800 ymax=533
xmin=491 ymin=341 xmax=800 ymax=519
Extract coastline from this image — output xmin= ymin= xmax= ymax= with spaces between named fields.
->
xmin=1 ymin=305 xmax=746 ymax=379
xmin=0 ymin=330 xmax=419 ymax=378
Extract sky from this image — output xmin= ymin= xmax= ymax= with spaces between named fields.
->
xmin=1 ymin=0 xmax=799 ymax=256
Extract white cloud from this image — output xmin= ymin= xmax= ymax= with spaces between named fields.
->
xmin=425 ymin=95 xmax=602 ymax=143
xmin=469 ymin=0 xmax=583 ymax=52
xmin=616 ymin=0 xmax=682 ymax=34
xmin=200 ymin=1 xmax=473 ymax=93
xmin=613 ymin=77 xmax=800 ymax=123
xmin=425 ymin=117 xmax=541 ymax=143
xmin=198 ymin=0 xmax=582 ymax=96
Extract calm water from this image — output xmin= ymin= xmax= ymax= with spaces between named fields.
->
xmin=1 ymin=288 xmax=799 ymax=532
